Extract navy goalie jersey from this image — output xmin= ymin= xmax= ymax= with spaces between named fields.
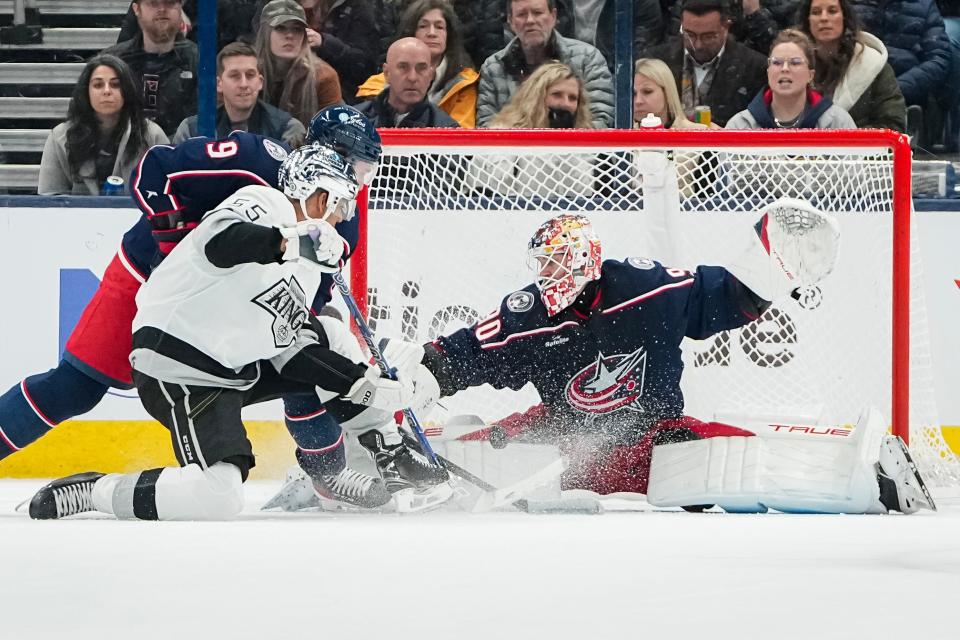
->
xmin=120 ymin=131 xmax=359 ymax=312
xmin=425 ymin=258 xmax=769 ymax=445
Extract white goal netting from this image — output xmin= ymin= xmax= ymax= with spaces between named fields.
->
xmin=356 ymin=130 xmax=960 ymax=486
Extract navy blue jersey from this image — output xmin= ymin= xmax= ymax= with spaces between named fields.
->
xmin=426 ymin=258 xmax=767 ymax=444
xmin=118 ymin=131 xmax=358 ymax=311
xmin=129 ymin=131 xmax=289 ymax=257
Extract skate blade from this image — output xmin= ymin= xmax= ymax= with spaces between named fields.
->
xmin=890 ymin=436 xmax=938 ymax=512
xmin=392 ymin=483 xmax=455 ymax=514
xmin=261 ymin=474 xmax=319 ymax=512
xmin=471 ymin=457 xmax=569 ymax=513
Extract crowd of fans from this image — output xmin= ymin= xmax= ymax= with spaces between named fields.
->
xmin=35 ymin=0 xmax=960 ymax=196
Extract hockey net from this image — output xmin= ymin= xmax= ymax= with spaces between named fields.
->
xmin=351 ymin=129 xmax=960 ymax=487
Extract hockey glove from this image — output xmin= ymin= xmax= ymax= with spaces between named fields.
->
xmin=379 ymin=338 xmax=425 ymax=376
xmin=345 ymin=365 xmax=414 ymax=412
xmin=727 ymin=197 xmax=840 ymax=302
xmin=280 ymin=219 xmax=345 ymax=273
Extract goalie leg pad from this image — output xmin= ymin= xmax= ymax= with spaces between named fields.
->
xmin=647 ymin=407 xmax=888 ymax=514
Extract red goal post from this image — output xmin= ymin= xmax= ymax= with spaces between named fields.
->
xmin=349 ymin=128 xmax=955 ymax=484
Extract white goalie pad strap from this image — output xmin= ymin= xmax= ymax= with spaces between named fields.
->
xmin=647 ymin=407 xmax=887 ymax=514
xmin=727 ymin=197 xmax=841 ymax=302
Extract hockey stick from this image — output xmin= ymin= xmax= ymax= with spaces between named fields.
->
xmin=330 ymin=271 xmax=441 ymax=465
xmin=331 ymin=272 xmax=568 ymax=510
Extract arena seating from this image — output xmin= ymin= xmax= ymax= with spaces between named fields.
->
xmin=0 ymin=0 xmax=127 ymax=192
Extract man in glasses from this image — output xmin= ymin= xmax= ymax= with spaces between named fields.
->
xmin=643 ymin=0 xmax=767 ymax=126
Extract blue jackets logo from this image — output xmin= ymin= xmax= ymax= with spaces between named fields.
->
xmin=565 ymin=347 xmax=647 ymax=414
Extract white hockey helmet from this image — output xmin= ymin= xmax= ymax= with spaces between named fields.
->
xmin=278 ymin=144 xmax=361 ymax=221
xmin=527 ymin=214 xmax=602 ymax=316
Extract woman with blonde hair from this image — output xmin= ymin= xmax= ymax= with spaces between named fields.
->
xmin=471 ymin=62 xmax=594 ymax=199
xmin=255 ymin=0 xmax=342 ymax=128
xmin=489 ymin=61 xmax=593 ymax=130
xmin=632 ymin=58 xmax=710 ymax=131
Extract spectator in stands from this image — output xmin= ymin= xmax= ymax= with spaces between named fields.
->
xmin=103 ymin=0 xmax=198 ymax=137
xmin=355 ymin=37 xmax=460 ymax=126
xmin=725 ymin=29 xmax=856 ymax=129
xmin=117 ymin=1 xmax=262 ymax=50
xmin=663 ymin=0 xmax=797 ymax=57
xmin=797 ymin=0 xmax=906 ymax=131
xmin=374 ymin=0 xmax=477 ymax=68
xmin=476 ymin=0 xmax=614 ymax=128
xmin=633 ymin=58 xmax=711 ymax=130
xmin=472 ymin=62 xmax=594 ymax=198
xmin=643 ymin=0 xmax=767 ymax=127
xmin=255 ymin=0 xmax=343 ymax=129
xmin=38 ymin=55 xmax=168 ymax=196
xmin=474 ymin=0 xmax=666 ymax=71
xmin=358 ymin=0 xmax=479 ymax=127
xmin=172 ymin=42 xmax=306 ymax=146
xmin=850 ymin=0 xmax=952 ymax=108
xmin=254 ymin=0 xmax=379 ymax=102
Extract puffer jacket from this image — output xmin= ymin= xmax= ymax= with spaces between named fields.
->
xmin=829 ymin=31 xmax=906 ymax=131
xmin=851 ymin=0 xmax=952 ymax=105
xmin=356 ymin=66 xmax=479 ymax=127
xmin=477 ymin=31 xmax=614 ymax=128
xmin=472 ymin=0 xmax=575 ymax=67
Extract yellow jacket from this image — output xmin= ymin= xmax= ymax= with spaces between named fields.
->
xmin=356 ymin=67 xmax=479 ymax=128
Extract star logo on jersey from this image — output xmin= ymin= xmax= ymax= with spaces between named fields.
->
xmin=146 ymin=190 xmax=158 ymax=198
xmin=565 ymin=348 xmax=647 ymax=415
xmin=252 ymin=276 xmax=308 ymax=348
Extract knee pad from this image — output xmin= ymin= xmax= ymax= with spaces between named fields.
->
xmin=154 ymin=462 xmax=245 ymax=520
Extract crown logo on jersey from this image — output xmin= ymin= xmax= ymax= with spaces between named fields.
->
xmin=252 ymin=276 xmax=308 ymax=348
xmin=565 ymin=348 xmax=647 ymax=414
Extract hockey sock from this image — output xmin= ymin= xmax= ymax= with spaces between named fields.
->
xmin=283 ymin=394 xmax=345 ymax=476
xmin=0 ymin=360 xmax=108 ymax=459
xmin=92 ymin=462 xmax=244 ymax=521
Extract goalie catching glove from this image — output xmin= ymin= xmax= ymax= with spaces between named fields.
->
xmin=727 ymin=197 xmax=840 ymax=302
xmin=280 ymin=218 xmax=345 ymax=273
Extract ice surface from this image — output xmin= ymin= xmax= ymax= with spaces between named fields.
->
xmin=2 ymin=480 xmax=959 ymax=640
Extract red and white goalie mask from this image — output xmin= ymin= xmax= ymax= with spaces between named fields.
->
xmin=528 ymin=214 xmax=602 ymax=316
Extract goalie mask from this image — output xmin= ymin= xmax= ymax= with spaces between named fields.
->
xmin=278 ymin=144 xmax=360 ymax=222
xmin=528 ymin=214 xmax=602 ymax=316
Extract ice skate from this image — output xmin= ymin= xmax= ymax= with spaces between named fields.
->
xmin=312 ymin=467 xmax=393 ymax=509
xmin=876 ymin=435 xmax=937 ymax=514
xmin=28 ymin=472 xmax=104 ymax=520
xmin=358 ymin=429 xmax=449 ymax=492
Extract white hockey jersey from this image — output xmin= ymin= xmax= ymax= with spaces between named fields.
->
xmin=130 ymin=185 xmax=325 ymax=388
